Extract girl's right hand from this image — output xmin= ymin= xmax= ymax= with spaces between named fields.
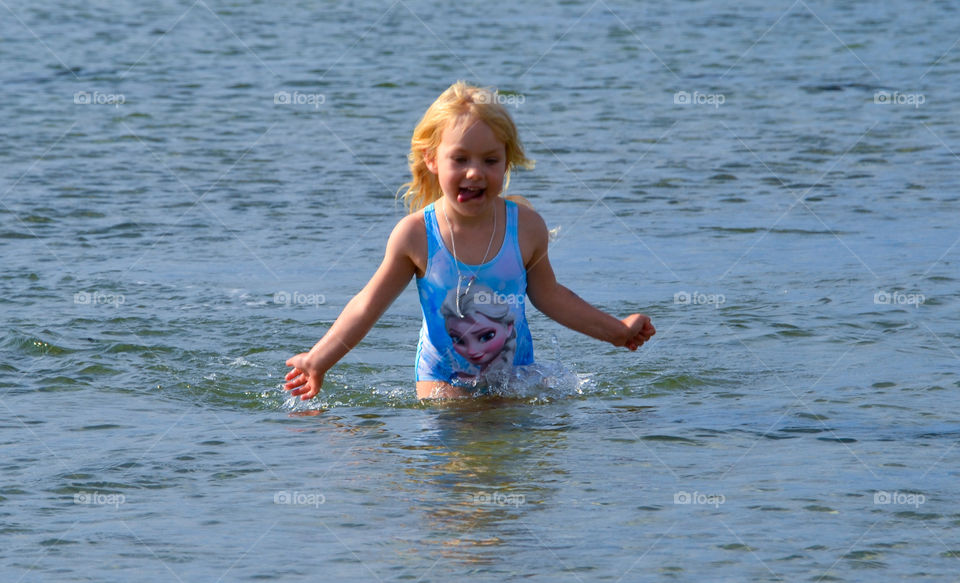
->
xmin=284 ymin=352 xmax=325 ymax=400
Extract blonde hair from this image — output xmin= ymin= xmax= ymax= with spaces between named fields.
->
xmin=400 ymin=81 xmax=535 ymax=213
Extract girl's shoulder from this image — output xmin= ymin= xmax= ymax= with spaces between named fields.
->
xmin=511 ymin=198 xmax=549 ymax=266
xmin=392 ymin=209 xmax=428 ymax=246
xmin=389 ymin=210 xmax=429 ymax=276
xmin=513 ymin=199 xmax=548 ymax=236
xmin=393 ymin=209 xmax=426 ymax=233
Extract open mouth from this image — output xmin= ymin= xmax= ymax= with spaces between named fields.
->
xmin=457 ymin=186 xmax=485 ymax=203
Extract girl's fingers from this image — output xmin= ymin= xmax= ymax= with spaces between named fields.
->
xmin=294 ymin=385 xmax=316 ymax=400
xmin=290 ymin=384 xmax=312 ymax=396
xmin=285 ymin=373 xmax=307 ymax=389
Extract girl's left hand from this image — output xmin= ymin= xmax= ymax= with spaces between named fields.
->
xmin=620 ymin=314 xmax=655 ymax=351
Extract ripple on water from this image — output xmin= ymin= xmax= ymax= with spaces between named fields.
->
xmin=5 ymin=333 xmax=73 ymax=357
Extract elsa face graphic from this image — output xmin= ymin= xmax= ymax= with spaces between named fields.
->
xmin=446 ymin=312 xmax=513 ymax=366
xmin=441 ymin=280 xmax=516 ymax=374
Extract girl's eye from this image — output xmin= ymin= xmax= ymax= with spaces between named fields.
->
xmin=479 ymin=330 xmax=496 ymax=343
xmin=485 ymin=158 xmax=499 ymax=165
xmin=451 ymin=335 xmax=463 ymax=345
xmin=454 ymin=157 xmax=467 ymax=164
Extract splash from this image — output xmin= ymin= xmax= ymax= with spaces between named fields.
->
xmin=450 ymin=360 xmax=584 ymax=403
xmin=275 ymin=338 xmax=588 ymax=410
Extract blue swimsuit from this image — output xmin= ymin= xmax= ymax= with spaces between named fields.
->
xmin=415 ymin=200 xmax=534 ymax=383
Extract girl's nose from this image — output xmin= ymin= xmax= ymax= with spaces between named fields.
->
xmin=465 ymin=165 xmax=481 ymax=179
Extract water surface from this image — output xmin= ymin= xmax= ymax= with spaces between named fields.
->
xmin=2 ymin=1 xmax=959 ymax=580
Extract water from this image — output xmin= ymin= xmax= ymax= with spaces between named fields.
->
xmin=2 ymin=0 xmax=959 ymax=580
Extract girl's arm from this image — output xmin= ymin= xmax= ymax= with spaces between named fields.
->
xmin=523 ymin=209 xmax=655 ymax=350
xmin=284 ymin=216 xmax=421 ymax=400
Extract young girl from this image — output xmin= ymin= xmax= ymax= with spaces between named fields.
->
xmin=285 ymin=81 xmax=655 ymax=400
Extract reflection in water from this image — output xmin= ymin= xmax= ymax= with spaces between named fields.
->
xmin=396 ymin=400 xmax=570 ymax=567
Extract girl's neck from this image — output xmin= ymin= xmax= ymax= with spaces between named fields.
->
xmin=438 ymin=195 xmax=503 ymax=267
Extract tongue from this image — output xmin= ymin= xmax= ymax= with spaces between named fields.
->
xmin=458 ymin=189 xmax=482 ymax=203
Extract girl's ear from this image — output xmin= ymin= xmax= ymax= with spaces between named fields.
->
xmin=423 ymin=149 xmax=438 ymax=175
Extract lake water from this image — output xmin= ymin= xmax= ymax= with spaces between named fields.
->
xmin=2 ymin=0 xmax=959 ymax=580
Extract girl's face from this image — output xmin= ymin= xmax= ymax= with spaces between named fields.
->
xmin=425 ymin=115 xmax=507 ymax=216
xmin=447 ymin=312 xmax=513 ymax=366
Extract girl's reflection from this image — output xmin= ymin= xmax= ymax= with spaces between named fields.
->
xmin=398 ymin=399 xmax=569 ymax=564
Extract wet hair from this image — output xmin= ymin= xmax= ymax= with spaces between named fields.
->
xmin=440 ymin=280 xmax=517 ymax=373
xmin=400 ymin=81 xmax=534 ymax=213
